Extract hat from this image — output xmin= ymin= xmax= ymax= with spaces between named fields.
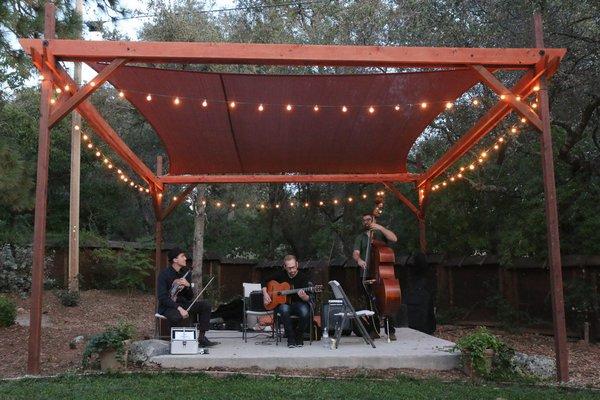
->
xmin=168 ymin=247 xmax=185 ymax=262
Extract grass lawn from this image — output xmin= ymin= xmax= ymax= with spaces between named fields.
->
xmin=0 ymin=373 xmax=598 ymax=400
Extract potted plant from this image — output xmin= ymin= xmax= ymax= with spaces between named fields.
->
xmin=454 ymin=326 xmax=503 ymax=378
xmin=82 ymin=322 xmax=135 ymax=371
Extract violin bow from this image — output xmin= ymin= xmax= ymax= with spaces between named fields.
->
xmin=186 ymin=276 xmax=215 ymax=312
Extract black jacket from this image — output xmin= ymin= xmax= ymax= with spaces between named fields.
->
xmin=157 ymin=265 xmax=193 ymax=314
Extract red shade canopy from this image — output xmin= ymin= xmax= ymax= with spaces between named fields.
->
xmin=91 ymin=63 xmax=481 ymax=176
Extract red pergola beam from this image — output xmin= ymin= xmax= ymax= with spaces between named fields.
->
xmin=48 ymin=58 xmax=128 ymax=128
xmin=382 ymin=182 xmax=419 ymax=217
xmin=160 ymin=173 xmax=418 ymax=184
xmin=471 ymin=65 xmax=543 ymax=131
xmin=417 ymin=65 xmax=546 ymax=187
xmin=19 ymin=39 xmax=566 ymax=68
xmin=31 ymin=58 xmax=163 ymax=191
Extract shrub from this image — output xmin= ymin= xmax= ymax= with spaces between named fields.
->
xmin=82 ymin=322 xmax=135 ymax=368
xmin=454 ymin=327 xmax=509 ymax=377
xmin=90 ymin=246 xmax=152 ymax=292
xmin=55 ymin=290 xmax=80 ymax=307
xmin=0 ymin=244 xmax=55 ymax=296
xmin=0 ymin=296 xmax=17 ymax=327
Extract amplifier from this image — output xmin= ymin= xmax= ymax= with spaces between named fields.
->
xmin=322 ymin=300 xmax=351 ymax=333
xmin=249 ymin=290 xmax=267 ymax=311
xmin=170 ymin=327 xmax=199 ymax=354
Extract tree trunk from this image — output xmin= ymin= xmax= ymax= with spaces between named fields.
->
xmin=192 ymin=185 xmax=207 ymax=293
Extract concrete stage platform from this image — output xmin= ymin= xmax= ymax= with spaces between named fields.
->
xmin=150 ymin=328 xmax=459 ymax=371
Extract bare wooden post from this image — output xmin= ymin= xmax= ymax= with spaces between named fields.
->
xmin=154 ymin=155 xmax=164 ymax=316
xmin=534 ymin=12 xmax=569 ymax=382
xmin=27 ymin=1 xmax=55 ymax=375
xmin=68 ymin=0 xmax=83 ymax=292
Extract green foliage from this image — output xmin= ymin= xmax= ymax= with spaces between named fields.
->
xmin=82 ymin=322 xmax=135 ymax=368
xmin=0 ymin=244 xmax=55 ymax=296
xmin=54 ymin=290 xmax=80 ymax=307
xmin=454 ymin=327 xmax=508 ymax=377
xmin=0 ymin=295 xmax=17 ymax=327
xmin=564 ymin=277 xmax=600 ymax=329
xmin=90 ymin=246 xmax=153 ymax=292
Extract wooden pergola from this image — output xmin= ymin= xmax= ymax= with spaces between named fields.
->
xmin=22 ymin=3 xmax=569 ymax=380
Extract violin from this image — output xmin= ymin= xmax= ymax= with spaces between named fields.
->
xmin=170 ymin=267 xmax=192 ymax=302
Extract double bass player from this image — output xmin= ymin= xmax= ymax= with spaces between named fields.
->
xmin=352 ymin=213 xmax=398 ymax=340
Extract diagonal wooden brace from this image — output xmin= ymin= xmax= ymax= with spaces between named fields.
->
xmin=162 ymin=184 xmax=198 ymax=220
xmin=39 ymin=60 xmax=162 ymax=191
xmin=382 ymin=182 xmax=419 ymax=217
xmin=49 ymin=58 xmax=128 ymax=128
xmin=417 ymin=65 xmax=549 ymax=188
xmin=471 ymin=65 xmax=543 ymax=131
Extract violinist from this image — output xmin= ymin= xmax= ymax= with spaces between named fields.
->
xmin=352 ymin=213 xmax=398 ymax=340
xmin=157 ymin=247 xmax=218 ymax=347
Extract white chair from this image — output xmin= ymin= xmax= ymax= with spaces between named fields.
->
xmin=242 ymin=283 xmax=274 ymax=342
xmin=328 ymin=280 xmax=376 ymax=348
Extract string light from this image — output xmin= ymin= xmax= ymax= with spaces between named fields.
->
xmin=313 ymin=105 xmax=319 ymax=112
xmin=229 ymin=101 xmax=236 ymax=108
xmin=258 ymin=104 xmax=264 ymax=112
xmin=472 ymin=99 xmax=479 ymax=106
xmin=173 ymin=97 xmax=180 ymax=105
xmin=394 ymin=105 xmax=400 ymax=111
xmin=368 ymin=106 xmax=375 ymax=114
xmin=202 ymin=99 xmax=208 ymax=107
xmin=146 ymin=94 xmax=152 ymax=101
xmin=55 ymin=87 xmax=62 ymax=94
xmin=533 ymin=85 xmax=540 ymax=92
xmin=64 ymin=85 xmax=70 ymax=91
xmin=420 ymin=102 xmax=427 ymax=109
xmin=430 ymin=118 xmax=525 ymax=194
xmin=89 ymin=81 xmax=96 ymax=87
xmin=445 ymin=102 xmax=453 ymax=109
xmin=520 ymin=117 xmax=527 ymax=123
xmin=500 ymin=94 xmax=506 ymax=100
xmin=119 ymin=91 xmax=125 ymax=98
xmin=286 ymin=104 xmax=292 ymax=111
xmin=341 ymin=106 xmax=348 ymax=113
xmin=50 ymin=98 xmax=56 ymax=105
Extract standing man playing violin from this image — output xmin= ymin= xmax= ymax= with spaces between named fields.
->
xmin=262 ymin=255 xmax=312 ymax=348
xmin=352 ymin=213 xmax=398 ymax=340
xmin=157 ymin=247 xmax=218 ymax=347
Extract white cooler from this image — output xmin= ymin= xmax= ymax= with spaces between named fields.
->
xmin=170 ymin=327 xmax=199 ymax=354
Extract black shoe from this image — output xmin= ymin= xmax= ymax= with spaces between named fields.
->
xmin=199 ymin=337 xmax=219 ymax=347
xmin=295 ymin=340 xmax=304 ymax=347
xmin=287 ymin=338 xmax=296 ymax=348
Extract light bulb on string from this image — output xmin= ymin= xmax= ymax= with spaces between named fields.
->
xmin=202 ymin=99 xmax=208 ymax=107
xmin=368 ymin=106 xmax=375 ymax=114
xmin=246 ymin=203 xmax=250 ymax=208
xmin=472 ymin=99 xmax=479 ymax=106
xmin=348 ymin=197 xmax=353 ymax=202
xmin=82 ymin=134 xmax=88 ymax=140
xmin=394 ymin=105 xmax=400 ymax=111
xmin=258 ymin=104 xmax=264 ymax=112
xmin=342 ymin=106 xmax=348 ymax=113
xmin=521 ymin=117 xmax=527 ymax=123
xmin=119 ymin=91 xmax=125 ymax=98
xmin=445 ymin=102 xmax=453 ymax=109
xmin=304 ymin=202 xmax=309 ymax=207
xmin=420 ymin=102 xmax=427 ymax=109
xmin=286 ymin=104 xmax=292 ymax=111
xmin=64 ymin=85 xmax=70 ymax=91
xmin=313 ymin=105 xmax=319 ymax=112
xmin=146 ymin=94 xmax=152 ymax=101
xmin=533 ymin=85 xmax=540 ymax=92
xmin=229 ymin=101 xmax=236 ymax=108
xmin=319 ymin=201 xmax=324 ymax=206
xmin=173 ymin=97 xmax=180 ymax=105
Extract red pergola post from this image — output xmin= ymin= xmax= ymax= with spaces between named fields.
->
xmin=27 ymin=2 xmax=55 ymax=375
xmin=153 ymin=155 xmax=164 ymax=320
xmin=534 ymin=13 xmax=569 ymax=382
xmin=417 ymin=184 xmax=431 ymax=253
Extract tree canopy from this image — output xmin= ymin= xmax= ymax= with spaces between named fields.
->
xmin=0 ymin=0 xmax=598 ymax=263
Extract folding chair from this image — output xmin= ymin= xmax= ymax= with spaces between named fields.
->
xmin=328 ymin=280 xmax=376 ymax=348
xmin=242 ymin=283 xmax=274 ymax=342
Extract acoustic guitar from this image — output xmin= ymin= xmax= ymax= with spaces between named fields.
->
xmin=264 ymin=280 xmax=323 ymax=311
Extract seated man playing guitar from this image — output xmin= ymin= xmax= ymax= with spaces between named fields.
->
xmin=262 ymin=255 xmax=312 ymax=348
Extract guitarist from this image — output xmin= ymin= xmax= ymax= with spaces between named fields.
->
xmin=352 ymin=213 xmax=398 ymax=340
xmin=261 ymin=255 xmax=311 ymax=348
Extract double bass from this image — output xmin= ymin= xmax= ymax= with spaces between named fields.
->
xmin=361 ymin=194 xmax=402 ymax=337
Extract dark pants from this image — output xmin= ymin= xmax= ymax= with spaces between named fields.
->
xmin=163 ymin=299 xmax=211 ymax=332
xmin=276 ymin=302 xmax=310 ymax=342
